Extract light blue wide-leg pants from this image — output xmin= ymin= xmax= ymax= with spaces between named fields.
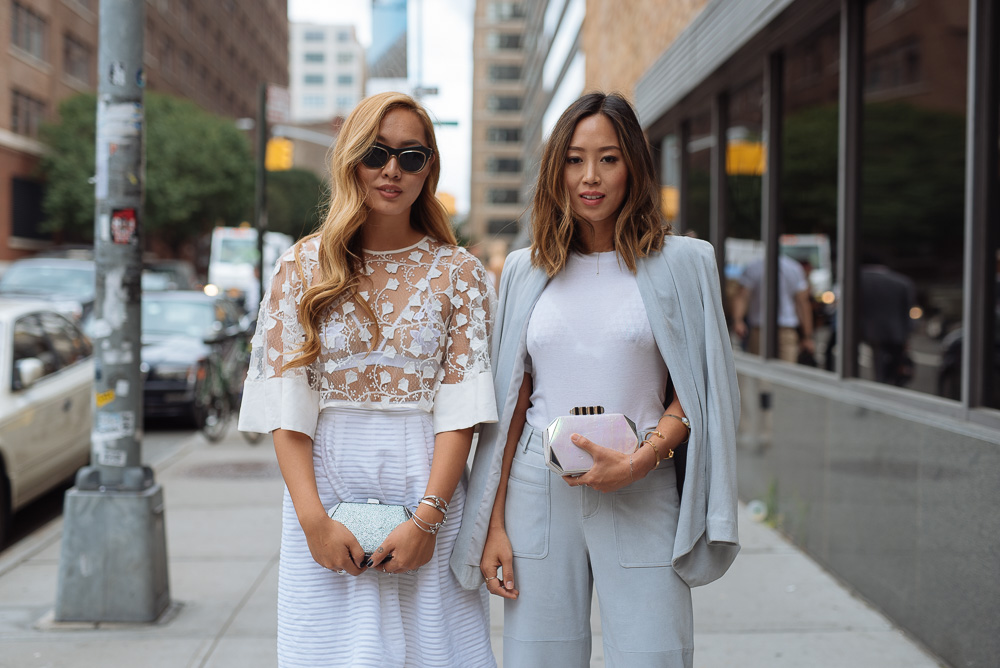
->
xmin=502 ymin=425 xmax=693 ymax=668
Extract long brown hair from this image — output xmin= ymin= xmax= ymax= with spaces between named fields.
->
xmin=285 ymin=91 xmax=455 ymax=371
xmin=530 ymin=92 xmax=668 ymax=276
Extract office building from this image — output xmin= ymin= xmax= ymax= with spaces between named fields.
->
xmin=289 ymin=23 xmax=365 ymax=123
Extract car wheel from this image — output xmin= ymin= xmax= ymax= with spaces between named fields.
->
xmin=0 ymin=469 xmax=11 ymax=549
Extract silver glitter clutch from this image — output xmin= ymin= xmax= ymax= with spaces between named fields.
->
xmin=327 ymin=499 xmax=413 ymax=559
xmin=543 ymin=406 xmax=639 ymax=476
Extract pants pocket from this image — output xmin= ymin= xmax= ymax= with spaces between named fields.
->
xmin=505 ymin=444 xmax=550 ymax=560
xmin=613 ymin=465 xmax=679 ymax=568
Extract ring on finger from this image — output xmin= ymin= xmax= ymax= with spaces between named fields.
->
xmin=484 ymin=576 xmax=499 ymax=584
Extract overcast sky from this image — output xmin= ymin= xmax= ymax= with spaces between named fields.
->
xmin=287 ymin=0 xmax=475 ymax=214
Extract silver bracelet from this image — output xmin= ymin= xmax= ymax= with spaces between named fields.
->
xmin=411 ymin=513 xmax=445 ymax=535
xmin=420 ymin=494 xmax=450 ymax=512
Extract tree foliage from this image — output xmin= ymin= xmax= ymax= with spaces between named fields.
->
xmin=39 ymin=92 xmax=254 ymax=250
xmin=266 ymin=168 xmax=326 ymax=240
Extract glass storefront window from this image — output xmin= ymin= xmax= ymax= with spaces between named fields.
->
xmin=685 ymin=111 xmax=712 ymax=240
xmin=783 ymin=16 xmax=841 ymax=369
xmin=860 ymin=0 xmax=968 ymax=396
xmin=725 ymin=79 xmax=767 ymax=357
xmin=990 ymin=24 xmax=1000 ymax=409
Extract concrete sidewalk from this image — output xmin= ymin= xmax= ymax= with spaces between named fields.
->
xmin=0 ymin=429 xmax=945 ymax=667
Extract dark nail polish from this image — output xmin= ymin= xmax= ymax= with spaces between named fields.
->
xmin=363 ymin=558 xmax=373 ymax=568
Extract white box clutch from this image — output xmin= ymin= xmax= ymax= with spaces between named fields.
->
xmin=542 ymin=407 xmax=639 ymax=476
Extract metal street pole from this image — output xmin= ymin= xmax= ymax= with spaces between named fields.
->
xmin=55 ymin=0 xmax=169 ymax=623
xmin=255 ymin=83 xmax=268 ymax=303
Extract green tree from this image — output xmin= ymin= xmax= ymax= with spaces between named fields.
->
xmin=39 ymin=92 xmax=254 ymax=250
xmin=266 ymin=168 xmax=325 ymax=239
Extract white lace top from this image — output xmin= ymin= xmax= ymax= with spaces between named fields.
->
xmin=238 ymin=235 xmax=498 ymax=437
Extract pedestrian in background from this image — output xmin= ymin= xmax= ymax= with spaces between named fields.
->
xmin=239 ymin=91 xmax=497 ymax=667
xmin=452 ymin=92 xmax=740 ymax=667
xmin=730 ymin=254 xmax=815 ymax=363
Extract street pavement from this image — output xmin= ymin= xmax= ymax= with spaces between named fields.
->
xmin=0 ymin=428 xmax=946 ymax=667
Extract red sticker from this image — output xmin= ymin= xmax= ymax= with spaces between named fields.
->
xmin=111 ymin=208 xmax=137 ymax=244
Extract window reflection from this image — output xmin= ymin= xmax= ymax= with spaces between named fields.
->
xmin=860 ymin=0 xmax=968 ymax=396
xmin=725 ymin=79 xmax=770 ymax=359
xmin=685 ymin=111 xmax=712 ymax=240
xmin=783 ymin=16 xmax=840 ymax=369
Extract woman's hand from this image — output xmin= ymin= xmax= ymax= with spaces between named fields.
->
xmin=370 ymin=516 xmax=437 ymax=574
xmin=302 ymin=514 xmax=368 ymax=575
xmin=480 ymin=525 xmax=518 ymax=599
xmin=562 ymin=433 xmax=645 ymax=493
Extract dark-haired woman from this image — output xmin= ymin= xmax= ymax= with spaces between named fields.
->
xmin=240 ymin=91 xmax=497 ymax=667
xmin=451 ymin=92 xmax=741 ymax=667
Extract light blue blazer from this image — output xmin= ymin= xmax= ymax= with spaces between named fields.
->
xmin=450 ymin=235 xmax=741 ymax=589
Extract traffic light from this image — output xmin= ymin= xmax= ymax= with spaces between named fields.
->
xmin=266 ymin=137 xmax=294 ymax=171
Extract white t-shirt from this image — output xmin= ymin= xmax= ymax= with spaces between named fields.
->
xmin=524 ymin=251 xmax=669 ymax=433
xmin=738 ymin=255 xmax=808 ymax=328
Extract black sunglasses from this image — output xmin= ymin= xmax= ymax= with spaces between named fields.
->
xmin=361 ymin=142 xmax=433 ymax=173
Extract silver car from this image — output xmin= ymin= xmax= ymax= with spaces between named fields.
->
xmin=0 ymin=299 xmax=93 ymax=546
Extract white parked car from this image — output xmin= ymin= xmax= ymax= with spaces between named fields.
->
xmin=0 ymin=299 xmax=93 ymax=546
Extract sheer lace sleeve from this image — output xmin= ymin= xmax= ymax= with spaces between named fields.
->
xmin=237 ymin=243 xmax=321 ymax=436
xmin=432 ymin=250 xmax=498 ymax=433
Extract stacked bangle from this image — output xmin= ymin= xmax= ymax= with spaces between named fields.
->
xmin=412 ymin=494 xmax=449 ymax=535
xmin=661 ymin=413 xmax=691 ymax=444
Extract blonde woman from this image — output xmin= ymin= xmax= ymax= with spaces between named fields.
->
xmin=239 ymin=92 xmax=497 ymax=667
xmin=452 ymin=93 xmax=740 ymax=667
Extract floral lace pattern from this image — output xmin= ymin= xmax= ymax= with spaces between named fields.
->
xmin=246 ymin=236 xmax=495 ymax=415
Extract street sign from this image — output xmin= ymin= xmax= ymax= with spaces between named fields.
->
xmin=266 ymin=85 xmax=290 ymax=124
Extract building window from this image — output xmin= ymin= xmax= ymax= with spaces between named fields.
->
xmin=488 ymin=2 xmax=526 ymax=20
xmin=488 ymin=126 xmax=522 ymax=143
xmin=303 ymin=95 xmax=325 ymax=108
xmin=857 ymin=0 xmax=969 ymax=396
xmin=488 ymin=33 xmax=524 ymax=50
xmin=337 ymin=74 xmax=354 ymax=85
xmin=12 ymin=2 xmax=47 ymax=60
xmin=304 ymin=74 xmax=324 ymax=85
xmin=487 ymin=188 xmax=520 ymax=204
xmin=63 ymin=33 xmax=93 ymax=83
xmin=304 ymin=52 xmax=325 ymax=63
xmin=487 ymin=219 xmax=518 ymax=235
xmin=337 ymin=52 xmax=354 ymax=64
xmin=489 ymin=96 xmax=522 ymax=112
xmin=488 ymin=157 xmax=522 ymax=173
xmin=304 ymin=30 xmax=324 ymax=42
xmin=337 ymin=30 xmax=350 ymax=42
xmin=489 ymin=65 xmax=522 ymax=82
xmin=336 ymin=95 xmax=355 ymax=109
xmin=865 ymin=39 xmax=922 ymax=96
xmin=11 ymin=90 xmax=46 ymax=138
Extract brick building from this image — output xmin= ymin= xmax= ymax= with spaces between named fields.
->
xmin=0 ymin=0 xmax=288 ymax=261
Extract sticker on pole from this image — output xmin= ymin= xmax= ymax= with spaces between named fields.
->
xmin=110 ymin=61 xmax=127 ymax=86
xmin=111 ymin=208 xmax=137 ymax=244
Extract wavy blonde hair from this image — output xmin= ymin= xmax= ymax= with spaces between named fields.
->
xmin=284 ymin=92 xmax=455 ymax=370
xmin=531 ymin=92 xmax=669 ymax=277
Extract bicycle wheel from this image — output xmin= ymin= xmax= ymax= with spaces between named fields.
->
xmin=201 ymin=393 xmax=231 ymax=443
xmin=242 ymin=430 xmax=266 ymax=445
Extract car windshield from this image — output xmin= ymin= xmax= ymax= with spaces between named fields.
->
xmin=218 ymin=238 xmax=258 ymax=264
xmin=0 ymin=265 xmax=94 ymax=299
xmin=142 ymin=299 xmax=217 ymax=338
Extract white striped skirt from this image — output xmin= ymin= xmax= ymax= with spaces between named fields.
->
xmin=277 ymin=406 xmax=495 ymax=667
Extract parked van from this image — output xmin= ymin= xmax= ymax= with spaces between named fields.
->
xmin=207 ymin=226 xmax=294 ymax=310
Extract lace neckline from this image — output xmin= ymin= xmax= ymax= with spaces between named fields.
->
xmin=363 ymin=235 xmax=431 ymax=255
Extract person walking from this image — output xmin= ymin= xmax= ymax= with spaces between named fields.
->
xmin=239 ymin=91 xmax=498 ymax=667
xmin=730 ymin=254 xmax=815 ymax=363
xmin=451 ymin=92 xmax=741 ymax=667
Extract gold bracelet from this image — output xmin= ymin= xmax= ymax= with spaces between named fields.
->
xmin=646 ymin=429 xmax=665 ymax=442
xmin=661 ymin=414 xmax=691 ymax=444
xmin=642 ymin=439 xmax=662 ymax=468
